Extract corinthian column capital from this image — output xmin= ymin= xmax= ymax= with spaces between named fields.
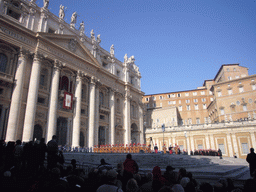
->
xmin=33 ymin=51 xmax=44 ymax=62
xmin=53 ymin=60 xmax=63 ymax=71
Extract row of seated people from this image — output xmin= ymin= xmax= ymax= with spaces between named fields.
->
xmin=1 ymin=153 xmax=255 ymax=192
xmin=93 ymin=144 xmax=150 ymax=153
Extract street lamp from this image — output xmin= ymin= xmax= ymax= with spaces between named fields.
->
xmin=162 ymin=124 xmax=165 ymax=152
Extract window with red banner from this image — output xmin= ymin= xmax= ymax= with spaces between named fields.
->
xmin=63 ymin=92 xmax=73 ymax=109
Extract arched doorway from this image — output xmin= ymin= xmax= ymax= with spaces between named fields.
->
xmin=131 ymin=123 xmax=139 ymax=144
xmin=115 ymin=126 xmax=124 ymax=145
xmin=33 ymin=124 xmax=43 ymax=141
xmin=57 ymin=117 xmax=68 ymax=146
xmin=98 ymin=126 xmax=106 ymax=146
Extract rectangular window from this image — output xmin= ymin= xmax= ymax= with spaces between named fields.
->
xmin=188 ymin=118 xmax=192 ymax=124
xmin=220 ymin=108 xmax=225 ymax=115
xmin=228 ymin=89 xmax=233 ymax=95
xmin=203 ymin=104 xmax=207 ymax=109
xmin=194 ymin=99 xmax=198 ymax=103
xmin=194 ymin=104 xmax=199 ymax=110
xmin=177 ymin=93 xmax=181 ymax=97
xmin=196 ymin=118 xmax=200 ymax=124
xmin=193 ymin=92 xmax=197 ymax=96
xmin=241 ymin=143 xmax=249 ymax=154
xmin=235 ymin=76 xmax=239 ymax=79
xmin=145 ymin=98 xmax=149 ymax=101
xmin=252 ymin=84 xmax=256 ymax=90
xmin=198 ymin=144 xmax=203 ymax=150
xmin=179 ymin=100 xmax=181 ymax=104
xmin=204 ymin=117 xmax=208 ymax=123
xmin=185 ymin=93 xmax=189 ymax=96
xmin=168 ymin=101 xmax=176 ymax=105
xmin=239 ymin=87 xmax=244 ymax=93
xmin=159 ymin=96 xmax=163 ymax=100
xmin=218 ymin=92 xmax=222 ymax=97
xmin=228 ymin=76 xmax=232 ymax=80
xmin=171 ymin=94 xmax=175 ymax=98
xmin=160 ymin=103 xmax=162 ymax=107
xmin=243 ymin=105 xmax=247 ymax=111
xmin=201 ymin=91 xmax=205 ymax=95
xmin=167 ymin=95 xmax=171 ymax=98
xmin=202 ymin=98 xmax=206 ymax=102
xmin=209 ymin=91 xmax=213 ymax=95
xmin=185 ymin=99 xmax=190 ymax=103
xmin=218 ymin=144 xmax=226 ymax=154
xmin=178 ymin=106 xmax=182 ymax=111
xmin=187 ymin=105 xmax=190 ymax=111
xmin=153 ymin=96 xmax=156 ymax=100
xmin=210 ymin=98 xmax=214 ymax=101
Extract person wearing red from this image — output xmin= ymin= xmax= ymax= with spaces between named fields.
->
xmin=123 ymin=154 xmax=139 ymax=188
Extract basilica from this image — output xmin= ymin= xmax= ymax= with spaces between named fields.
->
xmin=0 ymin=0 xmax=144 ymax=148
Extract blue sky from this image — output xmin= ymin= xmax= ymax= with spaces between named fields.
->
xmin=37 ymin=0 xmax=256 ymax=95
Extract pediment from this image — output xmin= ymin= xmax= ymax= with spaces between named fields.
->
xmin=38 ymin=33 xmax=100 ymax=67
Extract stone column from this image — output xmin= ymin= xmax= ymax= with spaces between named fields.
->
xmin=227 ymin=133 xmax=234 ymax=157
xmin=72 ymin=71 xmax=83 ymax=148
xmin=109 ymin=89 xmax=115 ymax=145
xmin=187 ymin=136 xmax=191 ymax=155
xmin=172 ymin=137 xmax=176 ymax=146
xmin=168 ymin=138 xmax=171 ymax=147
xmin=46 ymin=60 xmax=61 ymax=142
xmin=124 ymin=92 xmax=131 ymax=144
xmin=250 ymin=132 xmax=256 ymax=150
xmin=22 ymin=52 xmax=42 ymax=142
xmin=94 ymin=83 xmax=100 ymax=146
xmin=231 ymin=133 xmax=239 ymax=158
xmin=190 ymin=135 xmax=195 ymax=151
xmin=209 ymin=134 xmax=215 ymax=149
xmin=139 ymin=103 xmax=144 ymax=144
xmin=6 ymin=49 xmax=28 ymax=141
xmin=156 ymin=138 xmax=159 ymax=149
xmin=0 ymin=105 xmax=8 ymax=139
xmin=88 ymin=77 xmax=96 ymax=148
xmin=205 ymin=134 xmax=210 ymax=149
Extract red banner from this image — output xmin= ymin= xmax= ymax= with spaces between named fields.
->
xmin=63 ymin=92 xmax=73 ymax=109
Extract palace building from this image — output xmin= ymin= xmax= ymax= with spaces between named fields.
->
xmin=143 ymin=64 xmax=256 ymax=159
xmin=0 ymin=0 xmax=144 ymax=148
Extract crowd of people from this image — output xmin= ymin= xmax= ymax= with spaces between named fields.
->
xmin=0 ymin=136 xmax=256 ymax=192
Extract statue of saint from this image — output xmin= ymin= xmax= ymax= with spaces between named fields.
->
xmin=71 ymin=12 xmax=77 ymax=24
xmin=80 ymin=21 xmax=85 ymax=36
xmin=110 ymin=44 xmax=114 ymax=57
xmin=90 ymin=29 xmax=95 ymax=39
xmin=59 ymin=5 xmax=65 ymax=19
xmin=97 ymin=34 xmax=101 ymax=44
xmin=43 ymin=0 xmax=49 ymax=9
xmin=124 ymin=54 xmax=128 ymax=63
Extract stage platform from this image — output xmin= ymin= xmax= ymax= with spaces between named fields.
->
xmin=63 ymin=153 xmax=250 ymax=186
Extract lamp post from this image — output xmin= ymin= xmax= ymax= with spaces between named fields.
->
xmin=162 ymin=124 xmax=165 ymax=152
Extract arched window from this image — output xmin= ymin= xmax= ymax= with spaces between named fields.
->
xmin=82 ymin=84 xmax=87 ymax=100
xmin=0 ymin=53 xmax=7 ymax=73
xmin=61 ymin=76 xmax=69 ymax=91
xmin=116 ymin=98 xmax=120 ymax=112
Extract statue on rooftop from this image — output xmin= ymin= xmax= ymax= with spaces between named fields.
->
xmin=43 ymin=0 xmax=49 ymax=9
xmin=59 ymin=5 xmax=65 ymax=20
xmin=110 ymin=44 xmax=114 ymax=57
xmin=90 ymin=29 xmax=95 ymax=39
xmin=70 ymin=12 xmax=77 ymax=28
xmin=80 ymin=21 xmax=85 ymax=36
xmin=124 ymin=54 xmax=128 ymax=64
xmin=97 ymin=34 xmax=101 ymax=44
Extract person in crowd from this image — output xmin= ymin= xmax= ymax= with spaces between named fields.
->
xmin=14 ymin=140 xmax=23 ymax=171
xmin=152 ymin=166 xmax=166 ymax=192
xmin=140 ymin=172 xmax=153 ymax=192
xmin=172 ymin=184 xmax=184 ymax=192
xmin=163 ymin=165 xmax=176 ymax=185
xmin=154 ymin=144 xmax=158 ymax=153
xmin=199 ymin=182 xmax=214 ymax=192
xmin=97 ymin=169 xmax=123 ymax=192
xmin=176 ymin=168 xmax=187 ymax=184
xmin=47 ymin=135 xmax=59 ymax=170
xmin=37 ymin=138 xmax=47 ymax=171
xmin=218 ymin=149 xmax=222 ymax=159
xmin=246 ymin=148 xmax=256 ymax=177
xmin=126 ymin=178 xmax=140 ymax=192
xmin=186 ymin=172 xmax=198 ymax=189
xmin=123 ymin=154 xmax=139 ymax=190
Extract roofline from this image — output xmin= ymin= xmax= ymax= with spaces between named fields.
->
xmin=214 ymin=64 xmax=240 ymax=81
xmin=144 ymin=87 xmax=207 ymax=96
xmin=203 ymin=79 xmax=214 ymax=86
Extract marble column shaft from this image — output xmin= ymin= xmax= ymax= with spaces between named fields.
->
xmin=227 ymin=133 xmax=234 ymax=157
xmin=88 ymin=78 xmax=96 ymax=148
xmin=22 ymin=53 xmax=42 ymax=142
xmin=205 ymin=134 xmax=210 ymax=149
xmin=6 ymin=51 xmax=28 ymax=141
xmin=72 ymin=74 xmax=82 ymax=147
xmin=124 ymin=95 xmax=131 ymax=144
xmin=109 ymin=90 xmax=115 ymax=145
xmin=139 ymin=104 xmax=144 ymax=144
xmin=231 ymin=133 xmax=239 ymax=158
xmin=46 ymin=61 xmax=61 ymax=142
xmin=94 ymin=85 xmax=99 ymax=146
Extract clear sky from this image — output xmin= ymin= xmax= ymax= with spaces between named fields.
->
xmin=37 ymin=0 xmax=256 ymax=95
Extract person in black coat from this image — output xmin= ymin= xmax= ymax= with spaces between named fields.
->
xmin=246 ymin=148 xmax=256 ymax=177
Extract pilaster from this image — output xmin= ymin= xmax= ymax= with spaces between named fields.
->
xmin=226 ymin=133 xmax=234 ymax=157
xmin=231 ymin=133 xmax=239 ymax=158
